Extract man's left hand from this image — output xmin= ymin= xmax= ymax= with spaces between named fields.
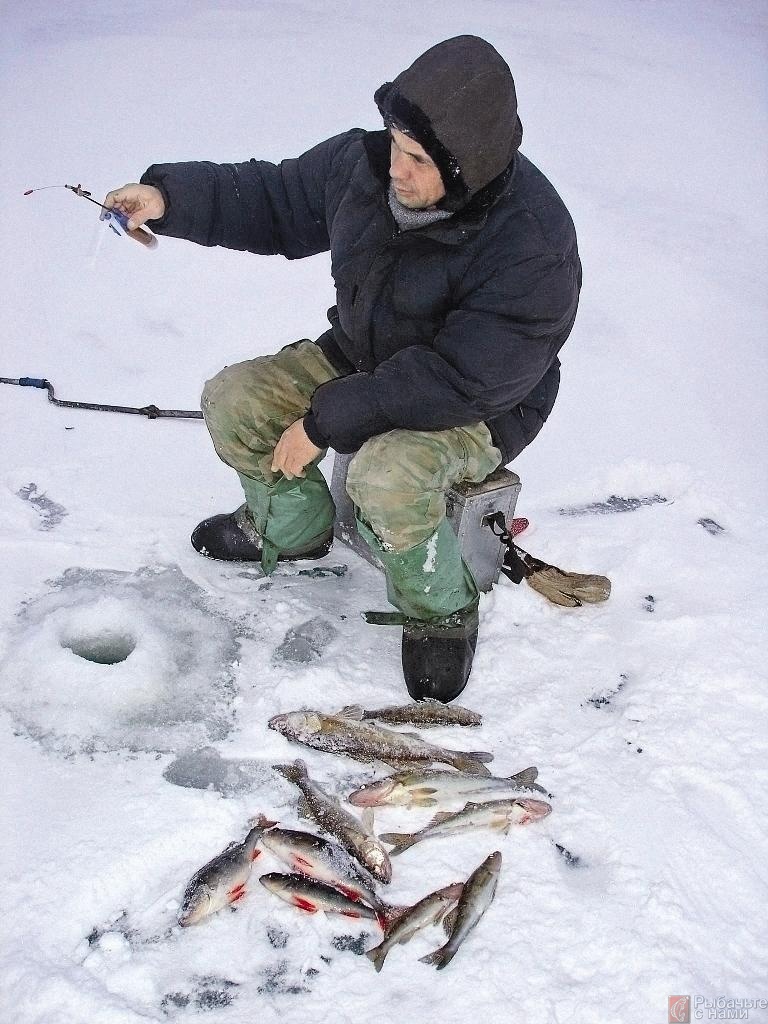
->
xmin=271 ymin=419 xmax=322 ymax=479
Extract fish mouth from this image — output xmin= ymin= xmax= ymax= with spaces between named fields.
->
xmin=178 ymin=893 xmax=211 ymax=927
xmin=367 ymin=852 xmax=392 ymax=884
xmin=516 ymin=799 xmax=552 ymax=821
xmin=348 ymin=781 xmax=395 ymax=807
xmin=267 ymin=713 xmax=288 ymax=732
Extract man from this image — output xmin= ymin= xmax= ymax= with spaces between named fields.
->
xmin=106 ymin=35 xmax=581 ymax=704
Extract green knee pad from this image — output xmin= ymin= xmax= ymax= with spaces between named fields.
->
xmin=356 ymin=515 xmax=479 ymax=622
xmin=239 ymin=467 xmax=335 ymax=575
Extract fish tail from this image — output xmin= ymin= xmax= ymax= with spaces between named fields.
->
xmin=243 ymin=814 xmax=277 ymax=860
xmin=271 ymin=759 xmax=307 ymax=784
xmin=378 ymin=832 xmax=418 ymax=856
xmin=508 ymin=766 xmax=547 ymax=793
xmin=364 ymin=941 xmax=388 ymax=972
xmin=338 ymin=704 xmax=365 ymax=720
xmin=418 ymin=944 xmax=455 ymax=970
xmin=250 ymin=813 xmax=278 ymax=830
xmin=452 ymin=751 xmax=494 ymax=776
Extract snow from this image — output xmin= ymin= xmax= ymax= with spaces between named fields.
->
xmin=2 ymin=2 xmax=767 ymax=1023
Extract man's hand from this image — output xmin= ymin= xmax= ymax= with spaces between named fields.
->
xmin=271 ymin=419 xmax=322 ymax=479
xmin=104 ymin=184 xmax=165 ymax=231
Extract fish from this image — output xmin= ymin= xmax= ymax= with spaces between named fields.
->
xmin=268 ymin=709 xmax=493 ymax=776
xmin=339 ymin=699 xmax=482 ymax=728
xmin=364 ymin=882 xmax=464 ymax=972
xmin=177 ymin=814 xmax=275 ymax=927
xmin=260 ymin=826 xmax=388 ymax=916
xmin=259 ymin=872 xmax=396 ymax=927
xmin=379 ymin=797 xmax=551 ymax=856
xmin=419 ymin=851 xmax=502 ymax=970
xmin=272 ymin=760 xmax=392 ymax=883
xmin=348 ymin=766 xmax=547 ymax=808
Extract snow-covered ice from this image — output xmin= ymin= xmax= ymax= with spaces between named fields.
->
xmin=1 ymin=565 xmax=240 ymax=754
xmin=1 ymin=2 xmax=767 ymax=1023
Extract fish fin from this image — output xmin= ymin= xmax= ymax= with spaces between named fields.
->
xmin=418 ymin=945 xmax=454 ymax=969
xmin=364 ymin=942 xmax=387 ymax=972
xmin=412 ymin=795 xmax=438 ymax=807
xmin=360 ymin=807 xmax=376 ymax=835
xmin=378 ymin=832 xmax=416 ymax=856
xmin=337 ymin=704 xmax=365 ymax=720
xmin=441 ymin=905 xmax=459 ymax=937
xmin=291 ymin=895 xmax=318 ymax=913
xmin=425 ymin=810 xmax=456 ymax=827
xmin=452 ymin=752 xmax=493 ymax=776
xmin=506 ymin=766 xmax=543 ymax=790
xmin=228 ymin=883 xmax=247 ymax=903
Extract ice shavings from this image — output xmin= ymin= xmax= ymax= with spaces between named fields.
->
xmin=0 ymin=565 xmax=241 ymax=755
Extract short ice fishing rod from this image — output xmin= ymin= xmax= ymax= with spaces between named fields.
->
xmin=12 ymin=185 xmax=186 ymax=415
xmin=0 ymin=376 xmax=203 ymax=420
xmin=24 ymin=183 xmax=158 ymax=248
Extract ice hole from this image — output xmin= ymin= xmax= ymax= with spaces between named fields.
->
xmin=61 ymin=630 xmax=137 ymax=666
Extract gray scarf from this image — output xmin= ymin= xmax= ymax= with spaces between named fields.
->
xmin=387 ymin=183 xmax=452 ymax=231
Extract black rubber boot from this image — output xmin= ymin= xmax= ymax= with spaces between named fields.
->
xmin=191 ymin=505 xmax=333 ymax=563
xmin=401 ymin=612 xmax=479 ymax=704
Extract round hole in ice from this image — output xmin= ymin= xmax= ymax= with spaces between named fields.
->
xmin=61 ymin=630 xmax=137 ymax=665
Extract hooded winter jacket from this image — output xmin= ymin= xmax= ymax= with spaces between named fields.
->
xmin=141 ymin=36 xmax=580 ymax=464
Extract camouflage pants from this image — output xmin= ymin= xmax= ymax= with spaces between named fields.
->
xmin=201 ymin=341 xmax=502 ymax=552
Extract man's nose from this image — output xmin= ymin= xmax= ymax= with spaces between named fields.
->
xmin=390 ymin=151 xmax=408 ymax=181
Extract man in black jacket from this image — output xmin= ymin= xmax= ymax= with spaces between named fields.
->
xmin=106 ymin=35 xmax=581 ymax=703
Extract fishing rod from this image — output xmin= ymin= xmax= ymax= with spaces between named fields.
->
xmin=24 ymin=183 xmax=158 ymax=248
xmin=10 ymin=184 xmax=179 ymax=414
xmin=0 ymin=376 xmax=203 ymax=419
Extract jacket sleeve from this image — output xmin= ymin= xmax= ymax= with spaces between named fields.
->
xmin=140 ymin=130 xmax=364 ymax=259
xmin=305 ymin=251 xmax=580 ymax=452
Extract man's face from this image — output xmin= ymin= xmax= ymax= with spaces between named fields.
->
xmin=389 ymin=128 xmax=446 ymax=209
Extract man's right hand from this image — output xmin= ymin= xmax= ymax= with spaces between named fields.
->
xmin=104 ymin=184 xmax=165 ymax=231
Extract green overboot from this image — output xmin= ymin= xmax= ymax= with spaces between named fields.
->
xmin=356 ymin=516 xmax=480 ymax=703
xmin=191 ymin=466 xmax=335 ymax=575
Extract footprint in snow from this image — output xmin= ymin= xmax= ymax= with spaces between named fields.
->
xmin=273 ymin=616 xmax=337 ymax=664
xmin=16 ymin=482 xmax=67 ymax=530
xmin=160 ymin=975 xmax=239 ymax=1015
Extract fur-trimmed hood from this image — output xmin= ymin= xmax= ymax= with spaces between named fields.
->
xmin=374 ymin=35 xmax=523 ymax=210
